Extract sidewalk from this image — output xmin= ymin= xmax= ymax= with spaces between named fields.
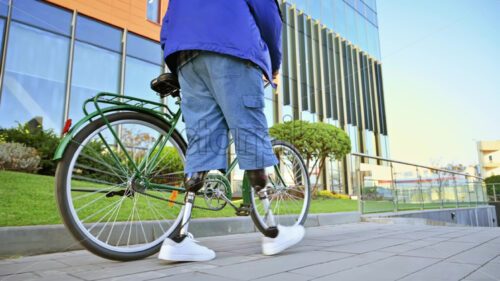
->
xmin=1 ymin=222 xmax=499 ymax=281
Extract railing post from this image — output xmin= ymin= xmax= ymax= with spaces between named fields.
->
xmin=466 ymin=180 xmax=472 ymax=207
xmin=355 ymin=156 xmax=363 ymax=214
xmin=453 ymin=176 xmax=459 ymax=209
xmin=416 ymin=167 xmax=423 ymax=210
xmin=438 ymin=171 xmax=443 ymax=209
xmin=493 ymin=184 xmax=497 ymax=202
xmin=475 ymin=182 xmax=479 ymax=206
xmin=390 ymin=162 xmax=397 ymax=213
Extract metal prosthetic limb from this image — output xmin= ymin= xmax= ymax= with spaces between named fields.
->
xmin=247 ymin=169 xmax=278 ymax=238
xmin=178 ymin=171 xmax=208 ymax=237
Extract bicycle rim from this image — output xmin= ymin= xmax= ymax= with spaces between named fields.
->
xmin=250 ymin=140 xmax=311 ymax=229
xmin=57 ymin=113 xmax=186 ymax=257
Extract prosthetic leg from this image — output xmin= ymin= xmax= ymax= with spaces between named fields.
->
xmin=247 ymin=169 xmax=305 ymax=256
xmin=178 ymin=171 xmax=208 ymax=239
xmin=158 ymin=171 xmax=215 ymax=261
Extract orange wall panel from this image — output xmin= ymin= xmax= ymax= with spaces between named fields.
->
xmin=44 ymin=0 xmax=170 ymax=42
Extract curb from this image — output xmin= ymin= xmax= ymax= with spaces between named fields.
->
xmin=0 ymin=211 xmax=361 ymax=258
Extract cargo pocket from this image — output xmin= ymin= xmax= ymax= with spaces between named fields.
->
xmin=243 ymin=95 xmax=265 ymax=108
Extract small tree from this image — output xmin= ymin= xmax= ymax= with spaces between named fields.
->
xmin=270 ymin=121 xmax=351 ymax=192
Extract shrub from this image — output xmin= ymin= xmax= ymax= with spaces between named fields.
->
xmin=0 ymin=143 xmax=41 ymax=173
xmin=314 ymin=190 xmax=336 ymax=199
xmin=333 ymin=193 xmax=351 ymax=200
xmin=0 ymin=123 xmax=61 ymax=175
xmin=313 ymin=190 xmax=351 ymax=200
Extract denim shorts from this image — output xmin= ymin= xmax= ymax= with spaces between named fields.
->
xmin=178 ymin=51 xmax=278 ymax=173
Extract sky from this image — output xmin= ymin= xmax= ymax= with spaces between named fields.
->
xmin=376 ymin=0 xmax=500 ymax=167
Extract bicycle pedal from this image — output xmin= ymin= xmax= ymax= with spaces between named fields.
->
xmin=235 ymin=203 xmax=251 ymax=216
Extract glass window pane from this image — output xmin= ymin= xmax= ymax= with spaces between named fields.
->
xmin=69 ymin=42 xmax=121 ymax=121
xmin=357 ymin=15 xmax=368 ymax=51
xmin=309 ymin=0 xmax=322 ymax=21
xmin=0 ymin=18 xmax=4 ymax=55
xmin=12 ymin=0 xmax=72 ymax=36
xmin=76 ymin=15 xmax=122 ymax=52
xmin=334 ymin=0 xmax=346 ymax=37
xmin=0 ymin=22 xmax=69 ymax=132
xmin=293 ymin=0 xmax=308 ymax=13
xmin=0 ymin=0 xmax=8 ymax=17
xmin=124 ymin=56 xmax=162 ymax=100
xmin=345 ymin=5 xmax=357 ymax=45
xmin=147 ymin=0 xmax=160 ymax=23
xmin=323 ymin=0 xmax=335 ymax=29
xmin=127 ymin=32 xmax=162 ymax=65
xmin=345 ymin=0 xmax=355 ymax=8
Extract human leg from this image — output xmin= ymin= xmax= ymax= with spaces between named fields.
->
xmin=194 ymin=52 xmax=304 ymax=254
xmin=159 ymin=56 xmax=231 ymax=261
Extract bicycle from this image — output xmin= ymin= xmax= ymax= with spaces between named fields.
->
xmin=54 ymin=73 xmax=311 ymax=261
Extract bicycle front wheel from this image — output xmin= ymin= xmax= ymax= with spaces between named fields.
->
xmin=250 ymin=140 xmax=311 ymax=233
xmin=55 ymin=112 xmax=187 ymax=261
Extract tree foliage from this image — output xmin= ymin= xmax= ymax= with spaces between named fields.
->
xmin=485 ymin=175 xmax=500 ymax=199
xmin=269 ymin=120 xmax=351 ymax=191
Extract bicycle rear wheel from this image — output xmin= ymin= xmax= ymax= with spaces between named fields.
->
xmin=55 ymin=112 xmax=187 ymax=261
xmin=250 ymin=140 xmax=311 ymax=233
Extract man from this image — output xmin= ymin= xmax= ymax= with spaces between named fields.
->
xmin=158 ymin=0 xmax=305 ymax=262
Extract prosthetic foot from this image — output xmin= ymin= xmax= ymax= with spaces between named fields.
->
xmin=247 ymin=169 xmax=305 ymax=255
xmin=158 ymin=171 xmax=216 ymax=262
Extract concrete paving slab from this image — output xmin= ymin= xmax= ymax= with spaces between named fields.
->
xmin=313 ymin=255 xmax=438 ymax=281
xmin=464 ymin=261 xmax=500 ymax=281
xmin=398 ymin=261 xmax=479 ymax=281
xmin=1 ymin=222 xmax=499 ymax=281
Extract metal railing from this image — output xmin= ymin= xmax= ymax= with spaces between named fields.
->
xmin=486 ymin=183 xmax=500 ymax=202
xmin=350 ymin=153 xmax=488 ymax=214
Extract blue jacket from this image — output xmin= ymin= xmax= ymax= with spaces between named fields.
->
xmin=160 ymin=0 xmax=282 ymax=87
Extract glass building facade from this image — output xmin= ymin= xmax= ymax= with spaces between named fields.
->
xmin=0 ymin=0 xmax=390 ymax=194
xmin=0 ymin=0 xmax=163 ymax=134
xmin=278 ymin=0 xmax=390 ymax=194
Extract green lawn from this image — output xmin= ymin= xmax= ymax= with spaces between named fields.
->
xmin=0 ymin=171 xmax=358 ymax=227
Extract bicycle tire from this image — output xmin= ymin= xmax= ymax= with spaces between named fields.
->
xmin=250 ymin=139 xmax=311 ymax=234
xmin=55 ymin=111 xmax=187 ymax=261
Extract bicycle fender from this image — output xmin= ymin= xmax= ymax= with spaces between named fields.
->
xmin=53 ymin=106 xmax=167 ymax=160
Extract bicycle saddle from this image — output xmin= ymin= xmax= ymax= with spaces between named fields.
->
xmin=150 ymin=73 xmax=180 ymax=98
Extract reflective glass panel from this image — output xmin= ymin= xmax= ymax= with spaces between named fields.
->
xmin=293 ymin=0 xmax=308 ymax=13
xmin=0 ymin=0 xmax=8 ymax=16
xmin=127 ymin=32 xmax=162 ymax=65
xmin=76 ymin=15 xmax=122 ymax=52
xmin=366 ymin=22 xmax=376 ymax=57
xmin=12 ymin=0 xmax=72 ymax=36
xmin=69 ymin=42 xmax=120 ymax=121
xmin=0 ymin=22 xmax=69 ymax=132
xmin=0 ymin=18 xmax=4 ymax=55
xmin=357 ymin=15 xmax=368 ymax=52
xmin=345 ymin=5 xmax=357 ymax=45
xmin=323 ymin=0 xmax=335 ymax=29
xmin=309 ymin=0 xmax=322 ymax=21
xmin=334 ymin=0 xmax=346 ymax=38
xmin=124 ymin=56 xmax=162 ymax=100
xmin=147 ymin=0 xmax=160 ymax=23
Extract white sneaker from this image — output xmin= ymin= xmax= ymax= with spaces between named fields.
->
xmin=158 ymin=234 xmax=216 ymax=262
xmin=262 ymin=225 xmax=305 ymax=255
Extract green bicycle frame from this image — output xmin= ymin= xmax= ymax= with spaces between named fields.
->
xmin=52 ymin=92 xmax=263 ymax=205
